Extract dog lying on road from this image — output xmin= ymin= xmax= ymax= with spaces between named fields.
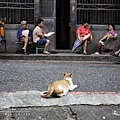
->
xmin=40 ymin=72 xmax=78 ymax=98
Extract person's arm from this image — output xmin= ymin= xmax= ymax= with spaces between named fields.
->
xmin=111 ymin=33 xmax=118 ymax=39
xmin=37 ymin=28 xmax=46 ymax=39
xmin=77 ymin=34 xmax=81 ymax=40
xmin=88 ymin=29 xmax=93 ymax=42
xmin=17 ymin=29 xmax=25 ymax=40
xmin=90 ymin=34 xmax=93 ymax=41
xmin=76 ymin=27 xmax=83 ymax=41
xmin=38 ymin=35 xmax=44 ymax=39
xmin=107 ymin=33 xmax=118 ymax=40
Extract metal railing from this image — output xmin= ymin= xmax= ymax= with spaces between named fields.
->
xmin=0 ymin=0 xmax=34 ymax=24
xmin=77 ymin=0 xmax=120 ymax=25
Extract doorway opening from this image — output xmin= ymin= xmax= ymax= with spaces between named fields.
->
xmin=56 ymin=0 xmax=70 ymax=49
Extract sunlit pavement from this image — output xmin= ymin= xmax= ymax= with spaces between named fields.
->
xmin=0 ymin=59 xmax=120 ymax=120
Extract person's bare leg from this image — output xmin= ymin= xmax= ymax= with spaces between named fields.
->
xmin=94 ymin=42 xmax=102 ymax=54
xmin=43 ymin=40 xmax=51 ymax=53
xmin=22 ymin=36 xmax=28 ymax=53
xmin=97 ymin=42 xmax=102 ymax=53
xmin=83 ymin=40 xmax=87 ymax=54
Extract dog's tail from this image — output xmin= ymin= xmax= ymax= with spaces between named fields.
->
xmin=40 ymin=86 xmax=54 ymax=98
xmin=40 ymin=91 xmax=47 ymax=97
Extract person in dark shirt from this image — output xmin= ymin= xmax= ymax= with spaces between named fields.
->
xmin=17 ymin=21 xmax=32 ymax=54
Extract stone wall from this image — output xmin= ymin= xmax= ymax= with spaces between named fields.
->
xmin=0 ymin=24 xmax=120 ymax=53
xmin=0 ymin=18 xmax=55 ymax=53
xmin=75 ymin=25 xmax=120 ymax=53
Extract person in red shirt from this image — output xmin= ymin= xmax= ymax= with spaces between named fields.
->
xmin=72 ymin=20 xmax=93 ymax=54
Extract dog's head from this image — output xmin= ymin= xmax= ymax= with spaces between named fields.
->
xmin=63 ymin=72 xmax=73 ymax=79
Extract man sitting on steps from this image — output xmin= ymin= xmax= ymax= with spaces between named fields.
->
xmin=33 ymin=18 xmax=51 ymax=54
xmin=17 ymin=21 xmax=32 ymax=54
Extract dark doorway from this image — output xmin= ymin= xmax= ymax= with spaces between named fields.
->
xmin=56 ymin=0 xmax=70 ymax=49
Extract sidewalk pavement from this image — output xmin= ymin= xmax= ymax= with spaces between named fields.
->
xmin=0 ymin=91 xmax=120 ymax=109
xmin=0 ymin=91 xmax=120 ymax=120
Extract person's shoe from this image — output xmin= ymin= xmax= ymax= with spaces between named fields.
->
xmin=26 ymin=51 xmax=30 ymax=55
xmin=23 ymin=52 xmax=27 ymax=55
xmin=115 ymin=61 xmax=120 ymax=64
xmin=83 ymin=52 xmax=87 ymax=55
xmin=43 ymin=51 xmax=50 ymax=54
xmin=94 ymin=52 xmax=100 ymax=55
xmin=112 ymin=53 xmax=119 ymax=57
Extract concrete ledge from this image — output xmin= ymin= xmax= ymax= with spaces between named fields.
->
xmin=0 ymin=91 xmax=120 ymax=109
xmin=0 ymin=53 xmax=119 ymax=62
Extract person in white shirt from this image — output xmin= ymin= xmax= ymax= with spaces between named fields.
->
xmin=33 ymin=19 xmax=51 ymax=54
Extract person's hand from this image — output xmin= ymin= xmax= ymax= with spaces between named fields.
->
xmin=87 ymin=40 xmax=91 ymax=44
xmin=79 ymin=37 xmax=84 ymax=42
xmin=21 ymin=34 xmax=26 ymax=38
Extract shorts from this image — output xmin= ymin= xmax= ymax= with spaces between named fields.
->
xmin=37 ymin=39 xmax=47 ymax=45
xmin=19 ymin=36 xmax=25 ymax=42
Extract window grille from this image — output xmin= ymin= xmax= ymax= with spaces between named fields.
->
xmin=77 ymin=0 xmax=120 ymax=25
xmin=0 ymin=0 xmax=34 ymax=24
xmin=39 ymin=0 xmax=55 ymax=17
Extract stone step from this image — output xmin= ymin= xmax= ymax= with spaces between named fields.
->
xmin=0 ymin=53 xmax=119 ymax=62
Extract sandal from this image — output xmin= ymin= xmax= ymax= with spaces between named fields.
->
xmin=94 ymin=52 xmax=100 ymax=55
xmin=83 ymin=52 xmax=87 ymax=55
xmin=43 ymin=51 xmax=50 ymax=54
xmin=113 ymin=53 xmax=119 ymax=57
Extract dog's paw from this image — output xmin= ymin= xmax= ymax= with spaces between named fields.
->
xmin=73 ymin=85 xmax=78 ymax=89
xmin=70 ymin=85 xmax=78 ymax=90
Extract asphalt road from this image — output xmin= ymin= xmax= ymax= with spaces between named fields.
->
xmin=0 ymin=60 xmax=120 ymax=120
xmin=0 ymin=60 xmax=120 ymax=93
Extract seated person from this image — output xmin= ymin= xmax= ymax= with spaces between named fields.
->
xmin=95 ymin=23 xmax=118 ymax=55
xmin=17 ymin=21 xmax=32 ymax=54
xmin=33 ymin=18 xmax=51 ymax=54
xmin=0 ymin=17 xmax=5 ymax=45
xmin=0 ymin=17 xmax=5 ymax=27
xmin=72 ymin=20 xmax=93 ymax=55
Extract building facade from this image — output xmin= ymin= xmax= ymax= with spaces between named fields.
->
xmin=0 ymin=0 xmax=120 ymax=53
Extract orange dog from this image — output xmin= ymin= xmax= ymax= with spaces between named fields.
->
xmin=40 ymin=72 xmax=78 ymax=98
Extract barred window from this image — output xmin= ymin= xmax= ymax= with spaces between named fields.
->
xmin=39 ymin=0 xmax=55 ymax=17
xmin=0 ymin=0 xmax=34 ymax=24
xmin=77 ymin=0 xmax=120 ymax=25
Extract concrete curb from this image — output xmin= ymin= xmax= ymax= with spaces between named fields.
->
xmin=0 ymin=91 xmax=120 ymax=109
xmin=0 ymin=53 xmax=119 ymax=61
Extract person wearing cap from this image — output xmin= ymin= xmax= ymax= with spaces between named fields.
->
xmin=17 ymin=20 xmax=32 ymax=54
xmin=72 ymin=20 xmax=93 ymax=55
xmin=33 ymin=18 xmax=51 ymax=54
xmin=94 ymin=23 xmax=118 ymax=55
